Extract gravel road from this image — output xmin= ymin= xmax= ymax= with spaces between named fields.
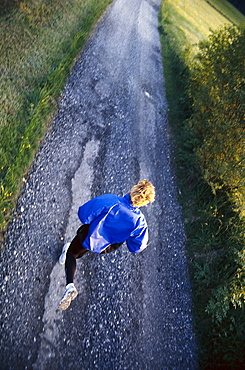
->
xmin=0 ymin=0 xmax=198 ymax=368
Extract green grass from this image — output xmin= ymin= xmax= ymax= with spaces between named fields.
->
xmin=206 ymin=0 xmax=245 ymax=24
xmin=162 ymin=0 xmax=244 ymax=54
xmin=0 ymin=0 xmax=113 ymax=241
xmin=159 ymin=0 xmax=245 ymax=367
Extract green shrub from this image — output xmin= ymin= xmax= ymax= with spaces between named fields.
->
xmin=159 ymin=9 xmax=245 ymax=365
xmin=185 ymin=26 xmax=245 ymax=367
xmin=188 ymin=26 xmax=245 ymax=214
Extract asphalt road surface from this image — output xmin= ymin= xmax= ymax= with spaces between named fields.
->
xmin=0 ymin=0 xmax=198 ymax=368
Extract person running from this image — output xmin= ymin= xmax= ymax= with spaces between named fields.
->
xmin=58 ymin=179 xmax=155 ymax=310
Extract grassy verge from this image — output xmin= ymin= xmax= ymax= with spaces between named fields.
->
xmin=0 ymin=0 xmax=113 ymax=242
xmin=159 ymin=0 xmax=245 ymax=367
xmin=162 ymin=0 xmax=244 ymax=57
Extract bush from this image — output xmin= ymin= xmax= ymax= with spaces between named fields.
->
xmin=185 ymin=26 xmax=245 ymax=367
xmin=159 ymin=17 xmax=245 ymax=366
xmin=188 ymin=26 xmax=245 ymax=214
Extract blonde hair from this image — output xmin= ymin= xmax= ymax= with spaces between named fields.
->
xmin=130 ymin=180 xmax=155 ymax=207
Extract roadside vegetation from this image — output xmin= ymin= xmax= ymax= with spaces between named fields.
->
xmin=159 ymin=0 xmax=245 ymax=367
xmin=0 ymin=0 xmax=113 ymax=243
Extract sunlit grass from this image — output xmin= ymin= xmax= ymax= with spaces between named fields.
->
xmin=0 ymin=0 xmax=113 ymax=240
xmin=163 ymin=0 xmax=244 ymax=53
xmin=207 ymin=0 xmax=245 ymax=24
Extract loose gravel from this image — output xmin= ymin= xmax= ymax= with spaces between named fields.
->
xmin=0 ymin=0 xmax=198 ymax=369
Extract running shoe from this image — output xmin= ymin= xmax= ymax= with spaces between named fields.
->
xmin=58 ymin=283 xmax=78 ymax=310
xmin=59 ymin=242 xmax=70 ymax=265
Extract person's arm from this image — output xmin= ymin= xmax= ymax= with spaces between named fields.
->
xmin=78 ymin=198 xmax=106 ymax=224
xmin=126 ymin=217 xmax=149 ymax=253
xmin=78 ymin=194 xmax=116 ymax=224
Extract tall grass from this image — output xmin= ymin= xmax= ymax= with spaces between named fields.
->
xmin=159 ymin=0 xmax=245 ymax=367
xmin=0 ymin=0 xmax=113 ymax=242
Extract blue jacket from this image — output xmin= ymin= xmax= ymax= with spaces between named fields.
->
xmin=78 ymin=193 xmax=148 ymax=254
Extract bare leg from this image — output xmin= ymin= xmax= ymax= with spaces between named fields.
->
xmin=65 ymin=236 xmax=88 ymax=284
xmin=64 ymin=224 xmax=90 ymax=284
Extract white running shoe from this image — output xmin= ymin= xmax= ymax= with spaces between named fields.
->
xmin=59 ymin=242 xmax=70 ymax=265
xmin=58 ymin=283 xmax=78 ymax=310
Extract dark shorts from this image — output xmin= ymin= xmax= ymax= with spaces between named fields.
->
xmin=69 ymin=224 xmax=123 ymax=258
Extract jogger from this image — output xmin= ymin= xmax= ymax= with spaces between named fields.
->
xmin=58 ymin=180 xmax=155 ymax=310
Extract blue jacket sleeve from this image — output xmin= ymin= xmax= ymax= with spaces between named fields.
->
xmin=126 ymin=217 xmax=149 ymax=253
xmin=78 ymin=198 xmax=108 ymax=224
xmin=78 ymin=194 xmax=118 ymax=224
